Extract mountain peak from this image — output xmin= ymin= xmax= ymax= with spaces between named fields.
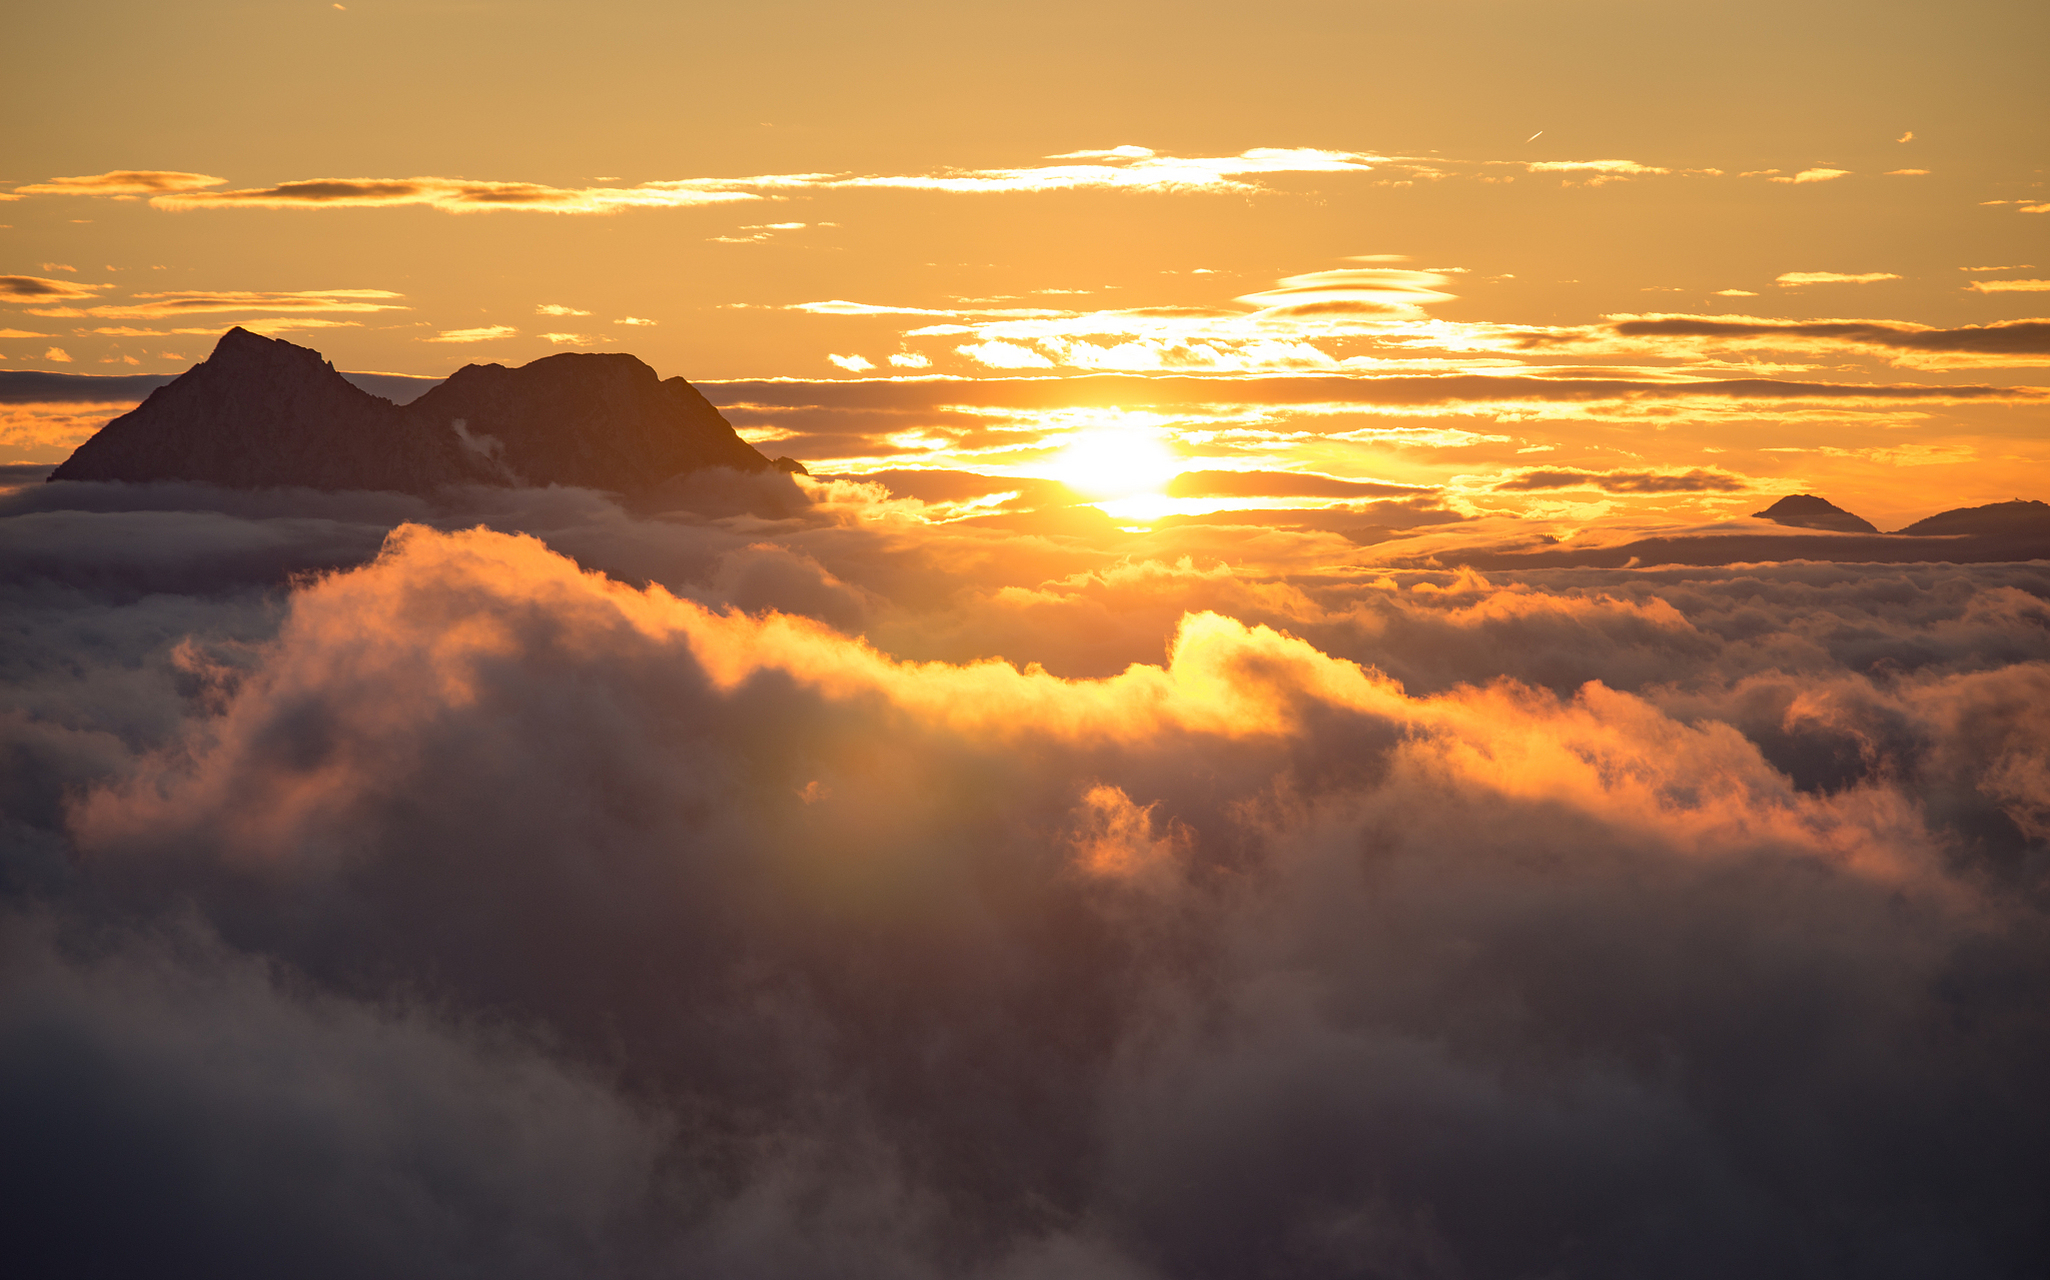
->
xmin=1751 ymin=494 xmax=1878 ymax=534
xmin=49 ymin=329 xmax=778 ymax=495
xmin=1897 ymin=499 xmax=2050 ymax=537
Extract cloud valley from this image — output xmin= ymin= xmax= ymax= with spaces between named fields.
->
xmin=4 ymin=470 xmax=2048 ymax=1279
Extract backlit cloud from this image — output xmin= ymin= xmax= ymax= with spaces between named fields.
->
xmin=1491 ymin=466 xmax=1749 ymax=493
xmin=0 ymin=275 xmax=107 ymax=302
xmin=1235 ymin=268 xmax=1458 ymax=316
xmin=3 ymin=503 xmax=2045 ymax=1275
xmin=1509 ymin=159 xmax=1723 ymax=186
xmin=25 ymin=289 xmax=406 ymax=319
xmin=1562 ymin=314 xmax=2050 ymax=366
xmin=1967 ymin=279 xmax=2050 ymax=293
xmin=795 ymin=268 xmax=1474 ymax=375
xmin=703 ymin=372 xmax=2039 ymax=425
xmin=427 ymin=326 xmax=517 ymax=343
xmin=1776 ymin=271 xmax=1900 ymax=285
xmin=1165 ymin=469 xmax=1430 ymax=499
xmin=1522 ymin=159 xmax=1674 ymax=175
xmin=32 ymin=148 xmax=1400 ymax=217
xmin=150 ymin=177 xmax=765 ymax=214
xmin=1770 ymin=167 xmax=1851 ymax=184
xmin=84 ymin=319 xmax=362 ymax=337
xmin=11 ymin=170 xmax=226 ymax=196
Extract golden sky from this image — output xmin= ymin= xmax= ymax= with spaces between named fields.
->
xmin=8 ymin=8 xmax=2050 ymax=1267
xmin=3 ymin=0 xmax=2046 ymax=528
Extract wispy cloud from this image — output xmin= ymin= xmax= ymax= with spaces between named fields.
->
xmin=1776 ymin=271 xmax=1899 ymax=285
xmin=17 ymin=148 xmax=1397 ymax=217
xmin=834 ymin=145 xmax=1387 ymax=193
xmin=703 ymin=373 xmax=2040 ymax=414
xmin=797 ymin=267 xmax=1470 ymax=375
xmin=25 ymin=289 xmax=406 ymax=319
xmin=1508 ymin=159 xmax=1722 ymax=186
xmin=84 ymin=318 xmax=360 ymax=336
xmin=955 ymin=341 xmax=1052 ymax=369
xmin=11 ymin=170 xmax=226 ymax=196
xmin=148 ymin=177 xmax=764 ymax=214
xmin=1522 ymin=159 xmax=1674 ymax=175
xmin=1166 ymin=469 xmax=1427 ymax=499
xmin=1966 ymin=279 xmax=2050 ymax=293
xmin=1518 ymin=314 xmax=2050 ymax=367
xmin=1236 ymin=268 xmax=1458 ymax=317
xmin=1 ymin=275 xmax=108 ymax=302
xmin=1761 ymin=167 xmax=1851 ymax=184
xmin=536 ymin=304 xmax=590 ymax=316
xmin=1491 ymin=467 xmax=1748 ymax=493
xmin=427 ymin=326 xmax=517 ymax=343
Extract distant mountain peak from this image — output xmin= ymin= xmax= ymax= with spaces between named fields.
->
xmin=1897 ymin=498 xmax=2050 ymax=537
xmin=1751 ymin=493 xmax=1878 ymax=534
xmin=50 ymin=328 xmax=780 ymax=496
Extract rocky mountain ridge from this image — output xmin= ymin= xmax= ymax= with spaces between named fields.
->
xmin=48 ymin=328 xmax=801 ymax=495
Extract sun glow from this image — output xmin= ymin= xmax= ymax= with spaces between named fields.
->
xmin=1046 ymin=427 xmax=1182 ymax=502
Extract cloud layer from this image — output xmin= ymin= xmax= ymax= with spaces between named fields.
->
xmin=3 ymin=477 xmax=2047 ymax=1277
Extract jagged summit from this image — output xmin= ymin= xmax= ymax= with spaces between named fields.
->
xmin=50 ymin=326 xmax=428 ymax=492
xmin=1751 ymin=494 xmax=1878 ymax=534
xmin=49 ymin=328 xmax=780 ymax=496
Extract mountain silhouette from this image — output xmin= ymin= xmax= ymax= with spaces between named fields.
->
xmin=49 ymin=328 xmax=793 ymax=495
xmin=1896 ymin=498 xmax=2050 ymax=538
xmin=1751 ymin=494 xmax=1878 ymax=533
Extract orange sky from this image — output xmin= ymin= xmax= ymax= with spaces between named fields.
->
xmin=3 ymin=0 xmax=2046 ymax=529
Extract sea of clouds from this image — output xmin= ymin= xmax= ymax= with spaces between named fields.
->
xmin=3 ymin=471 xmax=2047 ymax=1279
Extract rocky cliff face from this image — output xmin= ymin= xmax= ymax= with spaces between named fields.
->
xmin=49 ymin=328 xmax=780 ymax=495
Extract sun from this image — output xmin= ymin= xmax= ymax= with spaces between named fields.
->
xmin=1045 ymin=427 xmax=1182 ymax=501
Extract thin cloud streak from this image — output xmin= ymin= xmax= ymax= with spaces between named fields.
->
xmin=52 ymin=149 xmax=1393 ymax=215
xmin=1524 ymin=315 xmax=2050 ymax=366
xmin=11 ymin=170 xmax=227 ymax=196
xmin=1 ymin=275 xmax=108 ymax=301
xmin=10 ymin=145 xmax=1791 ymax=218
xmin=1776 ymin=272 xmax=1900 ymax=286
xmin=1491 ymin=467 xmax=1749 ymax=494
xmin=22 ymin=290 xmax=407 ymax=320
xmin=701 ymin=373 xmax=2043 ymax=414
